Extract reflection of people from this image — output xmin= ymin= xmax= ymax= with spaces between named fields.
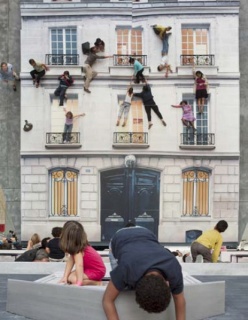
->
xmin=133 ymin=80 xmax=166 ymax=129
xmin=29 ymin=59 xmax=49 ymax=88
xmin=116 ymin=86 xmax=133 ymax=127
xmin=193 ymin=67 xmax=208 ymax=113
xmin=54 ymin=71 xmax=74 ymax=106
xmin=83 ymin=47 xmax=112 ymax=93
xmin=191 ymin=220 xmax=228 ymax=263
xmin=94 ymin=38 xmax=105 ymax=52
xmin=0 ymin=62 xmax=19 ymax=91
xmin=103 ymin=226 xmax=185 ymax=320
xmin=63 ymin=108 xmax=85 ymax=143
xmin=129 ymin=57 xmax=145 ymax=84
xmin=171 ymin=100 xmax=196 ymax=131
xmin=59 ymin=221 xmax=106 ymax=286
xmin=152 ymin=25 xmax=172 ymax=55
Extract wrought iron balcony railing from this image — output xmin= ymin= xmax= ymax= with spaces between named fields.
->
xmin=45 ymin=54 xmax=79 ymax=65
xmin=113 ymin=132 xmax=148 ymax=144
xmin=46 ymin=132 xmax=80 ymax=144
xmin=113 ymin=54 xmax=147 ymax=66
xmin=181 ymin=132 xmax=215 ymax=146
xmin=180 ymin=55 xmax=215 ymax=66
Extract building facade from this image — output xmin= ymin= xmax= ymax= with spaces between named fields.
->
xmin=20 ymin=0 xmax=240 ymax=242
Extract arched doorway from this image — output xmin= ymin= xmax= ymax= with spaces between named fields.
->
xmin=100 ymin=168 xmax=160 ymax=241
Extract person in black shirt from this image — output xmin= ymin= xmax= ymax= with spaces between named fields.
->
xmin=54 ymin=71 xmax=74 ymax=106
xmin=102 ymin=226 xmax=185 ymax=320
xmin=133 ymin=81 xmax=167 ymax=129
xmin=46 ymin=227 xmax=65 ymax=262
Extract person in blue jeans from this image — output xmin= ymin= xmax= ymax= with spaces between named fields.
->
xmin=129 ymin=57 xmax=145 ymax=84
xmin=54 ymin=71 xmax=74 ymax=106
xmin=151 ymin=25 xmax=172 ymax=55
xmin=63 ymin=108 xmax=85 ymax=143
xmin=103 ymin=226 xmax=185 ymax=320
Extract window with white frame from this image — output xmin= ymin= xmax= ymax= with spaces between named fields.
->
xmin=181 ymin=25 xmax=210 ymax=65
xmin=116 ymin=27 xmax=143 ymax=55
xmin=182 ymin=167 xmax=211 ymax=217
xmin=49 ymin=168 xmax=78 ymax=216
xmin=50 ymin=28 xmax=77 ymax=64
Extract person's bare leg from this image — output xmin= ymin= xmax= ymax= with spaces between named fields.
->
xmin=68 ymin=271 xmax=101 ymax=286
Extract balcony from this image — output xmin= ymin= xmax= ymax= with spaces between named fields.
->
xmin=45 ymin=54 xmax=79 ymax=66
xmin=180 ymin=132 xmax=215 ymax=150
xmin=45 ymin=132 xmax=81 ymax=149
xmin=113 ymin=54 xmax=147 ymax=66
xmin=113 ymin=132 xmax=149 ymax=148
xmin=180 ymin=54 xmax=215 ymax=66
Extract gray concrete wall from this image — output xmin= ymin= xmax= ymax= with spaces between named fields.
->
xmin=0 ymin=0 xmax=21 ymax=237
xmin=239 ymin=0 xmax=248 ymax=241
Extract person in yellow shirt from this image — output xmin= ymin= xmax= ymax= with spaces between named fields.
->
xmin=191 ymin=220 xmax=228 ymax=263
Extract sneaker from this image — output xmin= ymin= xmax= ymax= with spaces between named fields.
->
xmin=116 ymin=120 xmax=120 ymax=126
xmin=35 ymin=82 xmax=39 ymax=88
xmin=84 ymin=87 xmax=91 ymax=93
xmin=148 ymin=123 xmax=153 ymax=130
xmin=32 ymin=80 xmax=36 ymax=85
xmin=196 ymin=254 xmax=203 ymax=263
xmin=162 ymin=120 xmax=166 ymax=126
xmin=13 ymin=85 xmax=17 ymax=91
xmin=122 ymin=122 xmax=126 ymax=127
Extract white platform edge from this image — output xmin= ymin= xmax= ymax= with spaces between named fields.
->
xmin=6 ymin=279 xmax=225 ymax=320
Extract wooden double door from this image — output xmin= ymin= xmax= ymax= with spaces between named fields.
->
xmin=100 ymin=168 xmax=160 ymax=241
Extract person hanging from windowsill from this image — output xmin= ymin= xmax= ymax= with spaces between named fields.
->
xmin=29 ymin=58 xmax=49 ymax=88
xmin=116 ymin=84 xmax=133 ymax=127
xmin=193 ymin=65 xmax=209 ymax=114
xmin=54 ymin=70 xmax=74 ymax=106
xmin=62 ymin=108 xmax=85 ymax=143
xmin=171 ymin=100 xmax=196 ymax=132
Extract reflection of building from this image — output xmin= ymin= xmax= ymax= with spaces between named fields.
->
xmin=20 ymin=0 xmax=240 ymax=243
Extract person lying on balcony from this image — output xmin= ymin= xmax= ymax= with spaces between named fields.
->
xmin=151 ymin=25 xmax=172 ymax=56
xmin=129 ymin=57 xmax=145 ymax=84
xmin=29 ymin=59 xmax=49 ymax=88
xmin=116 ymin=85 xmax=133 ymax=127
xmin=191 ymin=220 xmax=228 ymax=263
xmin=133 ymin=80 xmax=166 ymax=129
xmin=83 ymin=46 xmax=112 ymax=93
xmin=171 ymin=100 xmax=196 ymax=132
xmin=63 ymin=108 xmax=85 ymax=143
xmin=193 ymin=66 xmax=208 ymax=114
xmin=157 ymin=55 xmax=173 ymax=78
xmin=54 ymin=71 xmax=74 ymax=106
xmin=102 ymin=226 xmax=186 ymax=320
xmin=0 ymin=62 xmax=19 ymax=91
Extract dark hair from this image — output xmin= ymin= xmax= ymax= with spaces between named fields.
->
xmin=215 ymin=220 xmax=228 ymax=233
xmin=52 ymin=227 xmax=62 ymax=238
xmin=157 ymin=65 xmax=162 ymax=72
xmin=41 ymin=237 xmax=51 ymax=249
xmin=135 ymin=274 xmax=171 ymax=313
xmin=64 ymin=71 xmax=70 ymax=76
xmin=125 ymin=221 xmax=135 ymax=228
xmin=129 ymin=57 xmax=135 ymax=64
xmin=35 ymin=249 xmax=49 ymax=261
xmin=180 ymin=100 xmax=188 ymax=105
xmin=1 ymin=62 xmax=7 ymax=68
xmin=94 ymin=38 xmax=105 ymax=47
xmin=60 ymin=221 xmax=89 ymax=255
xmin=195 ymin=70 xmax=203 ymax=78
xmin=29 ymin=59 xmax=35 ymax=65
xmin=66 ymin=111 xmax=73 ymax=119
xmin=128 ymin=87 xmax=133 ymax=95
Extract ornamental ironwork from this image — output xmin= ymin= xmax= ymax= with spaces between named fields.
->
xmin=180 ymin=55 xmax=215 ymax=66
xmin=113 ymin=132 xmax=148 ymax=144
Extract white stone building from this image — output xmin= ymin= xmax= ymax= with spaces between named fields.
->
xmin=20 ymin=0 xmax=240 ymax=243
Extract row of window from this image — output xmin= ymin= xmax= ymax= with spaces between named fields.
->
xmin=50 ymin=26 xmax=210 ymax=58
xmin=49 ymin=167 xmax=210 ymax=217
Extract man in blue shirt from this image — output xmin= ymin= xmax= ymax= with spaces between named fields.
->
xmin=102 ymin=226 xmax=186 ymax=320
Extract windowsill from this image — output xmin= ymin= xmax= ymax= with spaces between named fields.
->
xmin=177 ymin=65 xmax=218 ymax=76
xmin=45 ymin=143 xmax=82 ymax=149
xmin=109 ymin=66 xmax=150 ymax=77
xmin=180 ymin=145 xmax=215 ymax=150
xmin=48 ymin=216 xmax=80 ymax=220
xmin=113 ymin=143 xmax=149 ymax=149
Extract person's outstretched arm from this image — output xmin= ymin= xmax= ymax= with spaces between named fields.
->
xmin=102 ymin=280 xmax=120 ymax=320
xmin=59 ymin=255 xmax=74 ymax=284
xmin=171 ymin=104 xmax=181 ymax=108
xmin=73 ymin=113 xmax=85 ymax=119
xmin=173 ymin=292 xmax=186 ymax=320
